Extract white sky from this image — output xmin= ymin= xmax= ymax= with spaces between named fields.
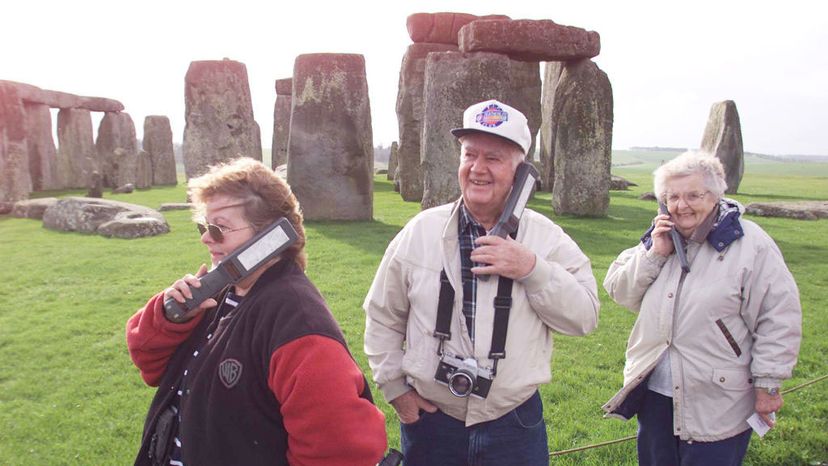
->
xmin=3 ymin=0 xmax=827 ymax=155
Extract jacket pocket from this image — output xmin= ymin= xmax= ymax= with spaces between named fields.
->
xmin=711 ymin=368 xmax=752 ymax=391
xmin=714 ymin=319 xmax=742 ymax=357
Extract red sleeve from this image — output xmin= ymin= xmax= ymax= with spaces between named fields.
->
xmin=269 ymin=335 xmax=388 ymax=466
xmin=125 ymin=292 xmax=205 ymax=386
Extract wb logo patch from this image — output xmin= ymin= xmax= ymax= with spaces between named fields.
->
xmin=218 ymin=358 xmax=243 ymax=388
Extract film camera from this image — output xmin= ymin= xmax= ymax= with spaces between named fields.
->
xmin=434 ymin=353 xmax=494 ymax=398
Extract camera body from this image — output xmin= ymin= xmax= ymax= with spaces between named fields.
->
xmin=434 ymin=353 xmax=494 ymax=399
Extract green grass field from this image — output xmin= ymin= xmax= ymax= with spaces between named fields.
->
xmin=1 ymin=153 xmax=826 ymax=465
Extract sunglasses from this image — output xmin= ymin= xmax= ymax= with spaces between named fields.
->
xmin=196 ymin=222 xmax=254 ymax=242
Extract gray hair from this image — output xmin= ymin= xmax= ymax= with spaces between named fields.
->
xmin=653 ymin=150 xmax=728 ymax=201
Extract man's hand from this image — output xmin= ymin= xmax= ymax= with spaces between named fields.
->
xmin=390 ymin=390 xmax=437 ymax=424
xmin=755 ymin=388 xmax=783 ymax=428
xmin=470 ymin=235 xmax=536 ymax=279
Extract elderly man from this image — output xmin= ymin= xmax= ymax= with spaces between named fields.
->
xmin=364 ymin=99 xmax=600 ymax=465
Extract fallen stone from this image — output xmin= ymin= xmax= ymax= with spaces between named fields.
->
xmin=610 ymin=175 xmax=638 ymax=190
xmin=11 ymin=198 xmax=59 ymax=219
xmin=113 ymin=183 xmax=135 ymax=194
xmin=459 ymin=19 xmax=601 ymax=62
xmin=42 ymin=197 xmax=168 ymax=237
xmin=97 ymin=214 xmax=170 ymax=239
xmin=0 ymin=202 xmax=13 ymax=214
xmin=159 ymin=203 xmax=192 ymax=211
xmin=639 ymin=192 xmax=657 ymax=201
xmin=745 ymin=201 xmax=828 ymax=220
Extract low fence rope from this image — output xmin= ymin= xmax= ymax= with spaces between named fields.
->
xmin=549 ymin=373 xmax=828 ymax=457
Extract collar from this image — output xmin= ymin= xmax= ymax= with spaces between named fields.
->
xmin=641 ymin=198 xmax=744 ymax=252
xmin=688 ymin=205 xmax=719 ymax=243
xmin=458 ymin=201 xmax=485 ymax=234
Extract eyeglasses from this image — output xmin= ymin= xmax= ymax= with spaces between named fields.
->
xmin=196 ymin=222 xmax=254 ymax=242
xmin=664 ymin=191 xmax=709 ymax=206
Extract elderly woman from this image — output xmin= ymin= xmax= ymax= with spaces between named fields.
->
xmin=602 ymin=151 xmax=801 ymax=465
xmin=126 ymin=157 xmax=387 ymax=466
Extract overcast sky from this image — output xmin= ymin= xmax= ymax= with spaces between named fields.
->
xmin=4 ymin=0 xmax=826 ymax=155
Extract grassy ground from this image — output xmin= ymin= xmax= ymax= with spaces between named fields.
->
xmin=0 ymin=155 xmax=826 ymax=465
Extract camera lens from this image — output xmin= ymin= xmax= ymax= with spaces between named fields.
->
xmin=448 ymin=371 xmax=474 ymax=397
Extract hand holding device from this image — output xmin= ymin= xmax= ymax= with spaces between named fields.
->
xmin=658 ymin=201 xmax=690 ymax=273
xmin=164 ymin=217 xmax=299 ymax=322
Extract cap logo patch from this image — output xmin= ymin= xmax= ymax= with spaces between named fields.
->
xmin=218 ymin=358 xmax=243 ymax=388
xmin=475 ymin=104 xmax=509 ymax=128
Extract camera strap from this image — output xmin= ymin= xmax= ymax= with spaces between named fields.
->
xmin=433 ymin=230 xmax=517 ymax=376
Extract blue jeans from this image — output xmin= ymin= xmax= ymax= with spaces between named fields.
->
xmin=400 ymin=391 xmax=548 ymax=466
xmin=637 ymin=390 xmax=752 ymax=466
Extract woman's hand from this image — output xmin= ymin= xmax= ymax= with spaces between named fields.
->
xmin=651 ymin=214 xmax=676 ymax=257
xmin=755 ymin=389 xmax=783 ymax=428
xmin=163 ymin=264 xmax=218 ymax=320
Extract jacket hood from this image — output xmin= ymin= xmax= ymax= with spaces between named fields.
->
xmin=641 ymin=198 xmax=744 ymax=253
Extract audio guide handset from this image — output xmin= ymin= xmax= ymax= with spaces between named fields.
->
xmin=164 ymin=217 xmax=299 ymax=322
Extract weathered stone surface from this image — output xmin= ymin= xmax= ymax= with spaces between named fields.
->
xmin=56 ymin=108 xmax=97 ymax=189
xmin=272 ymin=78 xmax=292 ymax=169
xmin=136 ymin=150 xmax=152 ymax=189
xmin=159 ymin=202 xmax=192 ymax=211
xmin=0 ymin=82 xmax=32 ymax=202
xmin=610 ymin=175 xmax=638 ymax=190
xmin=406 ymin=12 xmax=510 ymax=45
xmin=420 ymin=51 xmax=539 ymax=209
xmin=87 ymin=171 xmax=103 ymax=198
xmin=506 ymin=60 xmax=541 ymax=157
xmin=396 ymin=43 xmax=458 ymax=202
xmin=539 ymin=61 xmax=565 ymax=191
xmin=42 ymin=197 xmax=168 ymax=238
xmin=387 ymin=141 xmax=398 ymax=181
xmin=183 ymin=59 xmax=262 ymax=179
xmin=142 ymin=116 xmax=176 ymax=185
xmin=112 ymin=183 xmax=135 ymax=194
xmin=97 ymin=112 xmax=138 ymax=188
xmin=0 ymin=202 xmax=12 ymax=214
xmin=287 ymin=53 xmax=373 ymax=221
xmin=0 ymin=80 xmax=124 ymax=111
xmin=24 ymin=103 xmax=60 ymax=191
xmin=97 ymin=215 xmax=170 ymax=238
xmin=459 ymin=19 xmax=600 ymax=62
xmin=640 ymin=192 xmax=657 ymax=201
xmin=700 ymin=100 xmax=743 ymax=194
xmin=11 ymin=197 xmax=58 ymax=219
xmin=551 ymin=59 xmax=613 ymax=216
xmin=746 ymin=201 xmax=828 ymax=220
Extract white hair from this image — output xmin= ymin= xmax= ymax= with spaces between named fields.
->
xmin=653 ymin=150 xmax=728 ymax=200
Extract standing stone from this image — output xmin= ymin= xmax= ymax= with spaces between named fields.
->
xmin=272 ymin=78 xmax=292 ymax=169
xmin=87 ymin=171 xmax=103 ymax=198
xmin=551 ymin=59 xmax=613 ymax=216
xmin=406 ymin=13 xmax=510 ymax=44
xmin=143 ymin=116 xmax=177 ymax=185
xmin=421 ymin=51 xmax=535 ymax=209
xmin=458 ymin=19 xmax=601 ymax=62
xmin=700 ymin=100 xmax=744 ymax=194
xmin=0 ymin=82 xmax=32 ymax=202
xmin=97 ymin=112 xmax=138 ymax=188
xmin=387 ymin=141 xmax=398 ymax=181
xmin=183 ymin=59 xmax=262 ymax=179
xmin=57 ymin=108 xmax=97 ymax=189
xmin=505 ymin=60 xmax=541 ymax=158
xmin=539 ymin=61 xmax=565 ymax=191
xmin=288 ymin=54 xmax=373 ymax=221
xmin=24 ymin=103 xmax=59 ymax=191
xmin=397 ymin=43 xmax=458 ymax=202
xmin=135 ymin=150 xmax=152 ymax=189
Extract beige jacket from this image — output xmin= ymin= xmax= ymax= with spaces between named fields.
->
xmin=602 ymin=214 xmax=802 ymax=441
xmin=364 ymin=202 xmax=599 ymax=426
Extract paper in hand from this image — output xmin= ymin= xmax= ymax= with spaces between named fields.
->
xmin=747 ymin=412 xmax=776 ymax=438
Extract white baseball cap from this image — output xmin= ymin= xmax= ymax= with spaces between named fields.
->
xmin=450 ymin=99 xmax=531 ymax=155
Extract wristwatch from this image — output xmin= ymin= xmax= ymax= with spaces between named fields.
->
xmin=764 ymin=387 xmax=779 ymax=396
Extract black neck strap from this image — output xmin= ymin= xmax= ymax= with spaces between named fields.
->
xmin=433 ymin=231 xmax=517 ymax=375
